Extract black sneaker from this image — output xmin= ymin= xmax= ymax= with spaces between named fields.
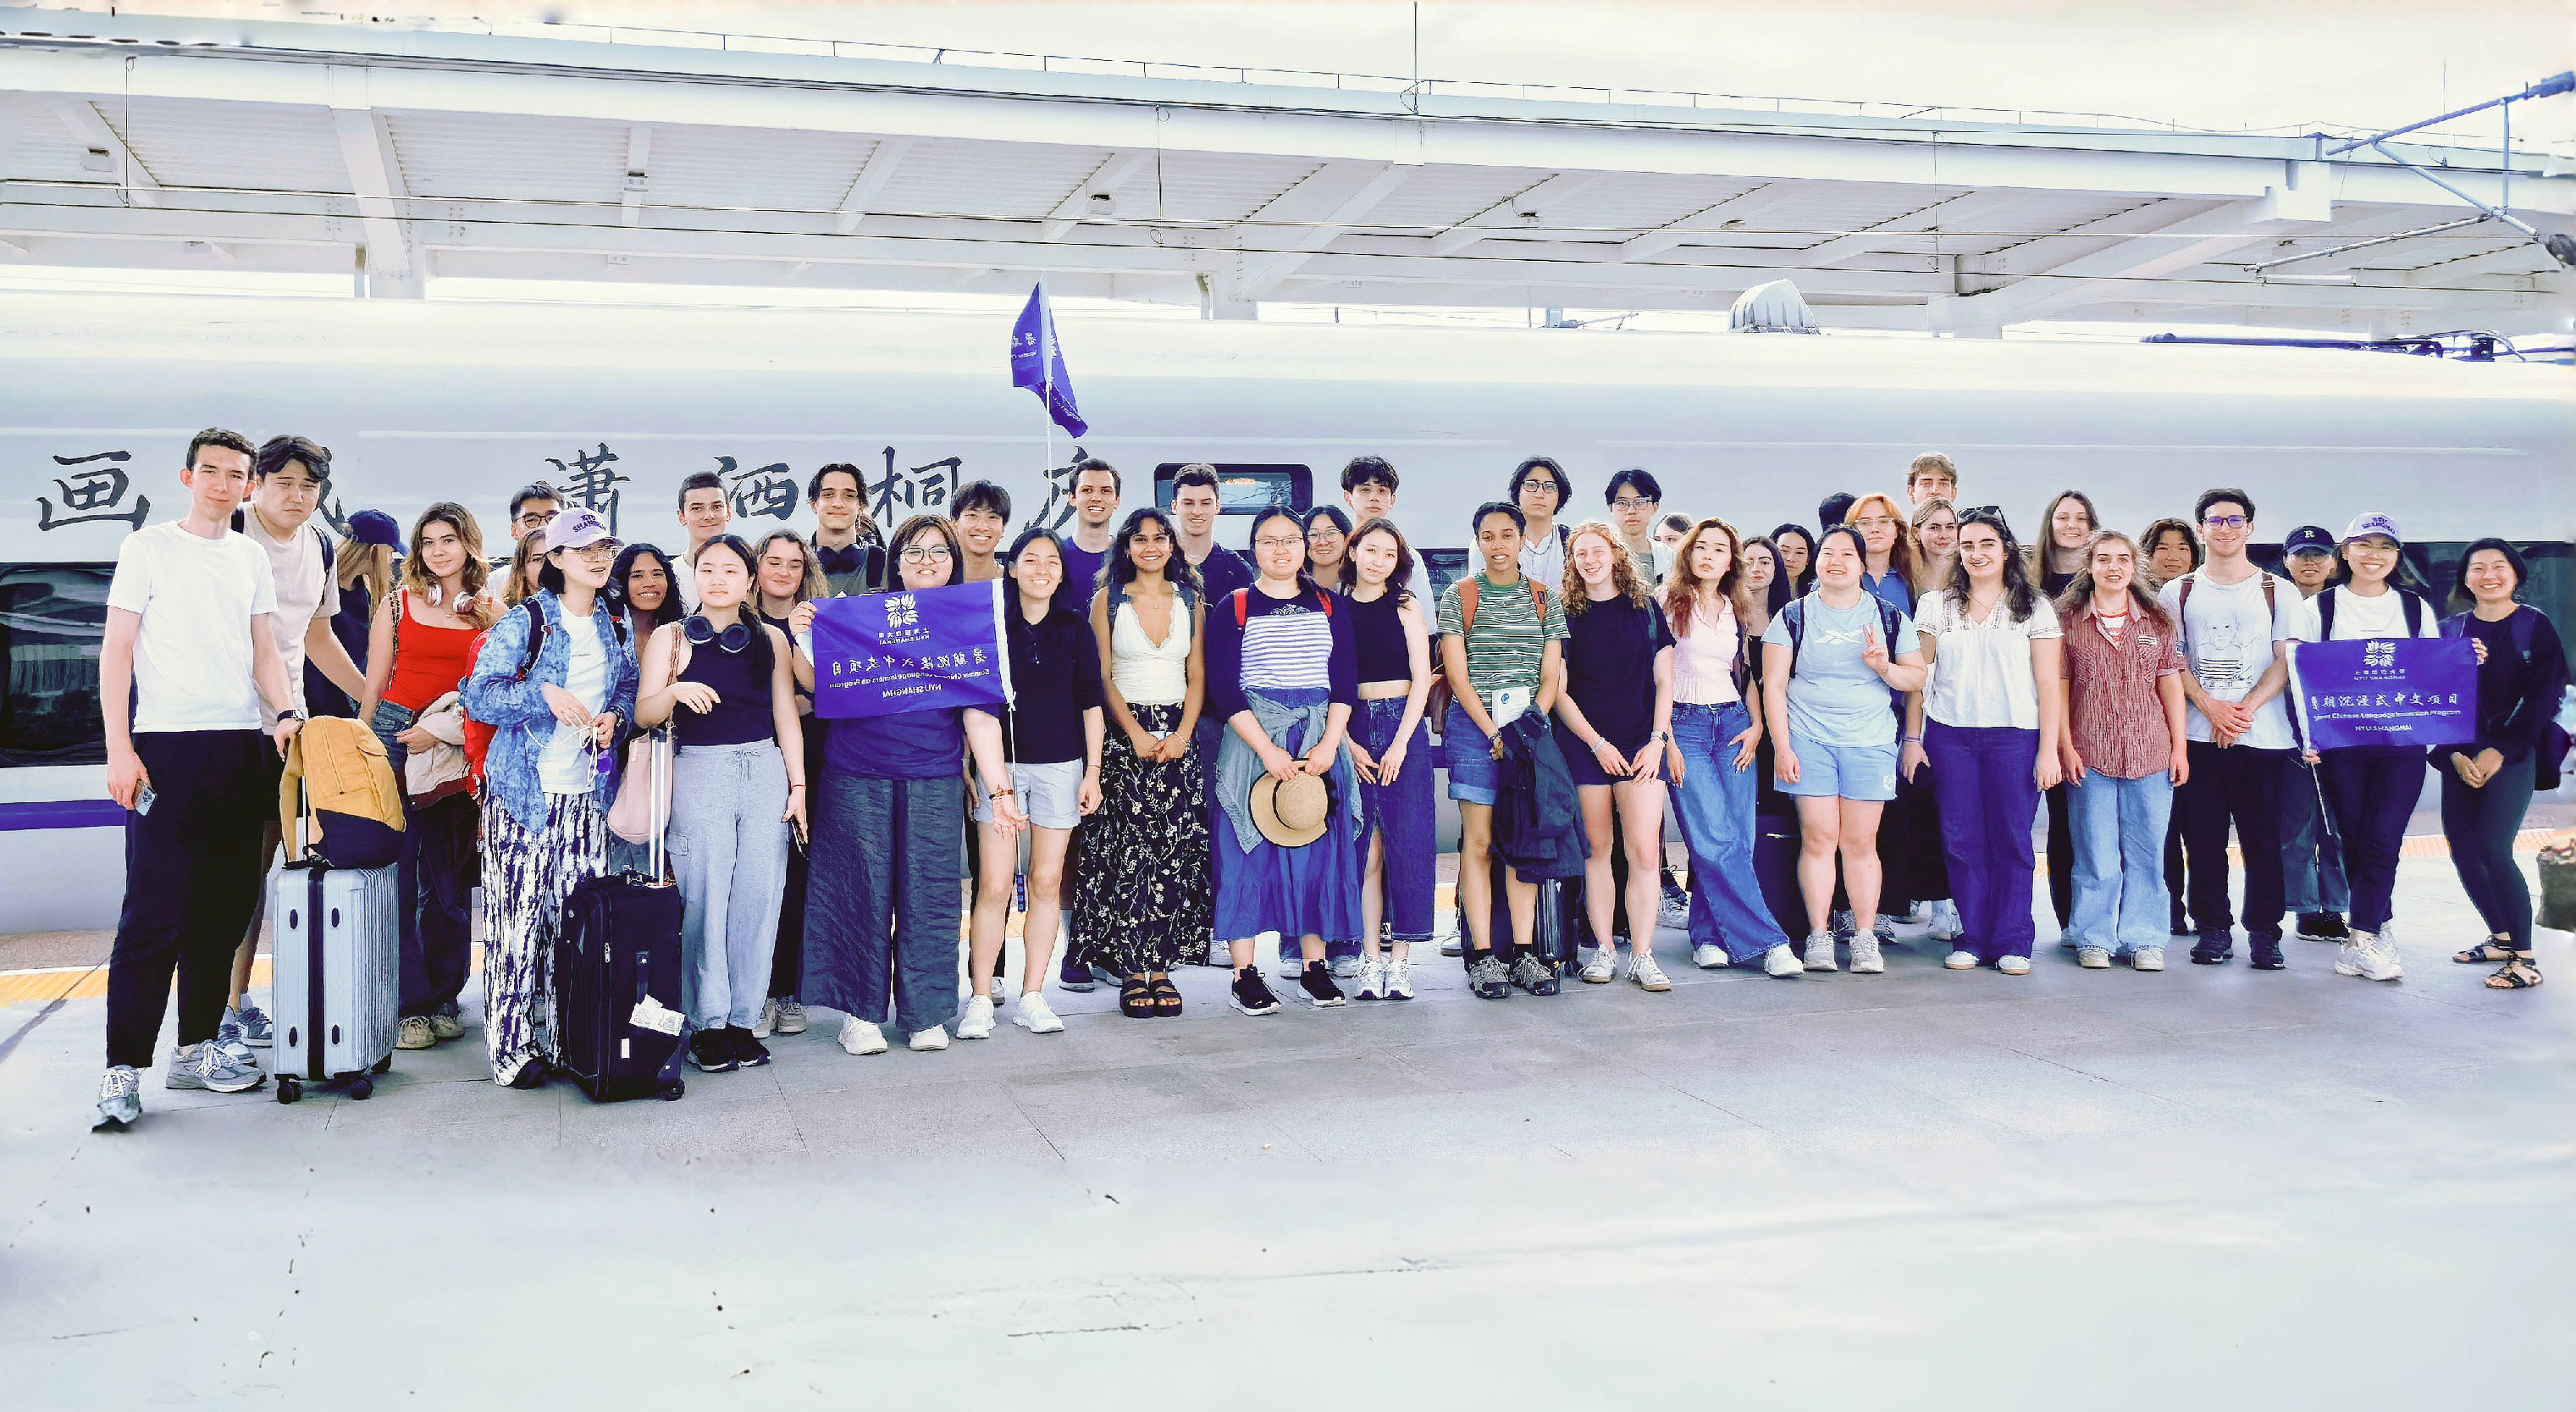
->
xmin=1510 ymin=953 xmax=1561 ymax=996
xmin=2249 ymin=935 xmax=2286 ymax=971
xmin=2189 ymin=933 xmax=2234 ymax=965
xmin=1297 ymin=960 xmax=1347 ymax=1008
xmin=1058 ymin=952 xmax=1097 ymax=993
xmin=688 ymin=1028 xmax=738 ymax=1072
xmin=728 ymin=1026 xmax=772 ymax=1068
xmin=2297 ymin=911 xmax=2349 ymax=942
xmin=1467 ymin=954 xmax=1512 ymax=999
xmin=1229 ymin=966 xmax=1282 ymax=1016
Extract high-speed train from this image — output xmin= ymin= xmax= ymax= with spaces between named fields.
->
xmin=2 ymin=292 xmax=2568 ymax=928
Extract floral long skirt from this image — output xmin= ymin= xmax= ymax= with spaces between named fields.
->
xmin=1072 ymin=702 xmax=1213 ymax=976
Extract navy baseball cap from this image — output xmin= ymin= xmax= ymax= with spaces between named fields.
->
xmin=349 ymin=509 xmax=402 ymax=550
xmin=2282 ymin=525 xmax=2337 ymax=557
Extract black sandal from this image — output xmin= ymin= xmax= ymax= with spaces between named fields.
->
xmin=1150 ymin=975 xmax=1184 ymax=1017
xmin=1119 ymin=977 xmax=1155 ymax=1018
xmin=2486 ymin=957 xmax=2543 ymax=990
xmin=2454 ymin=937 xmax=2518 ymax=964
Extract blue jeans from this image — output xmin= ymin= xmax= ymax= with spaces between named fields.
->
xmin=1669 ymin=701 xmax=1789 ymax=961
xmin=1924 ymin=723 xmax=2041 ymax=962
xmin=2066 ymin=770 xmax=2173 ymax=955
xmin=2280 ymin=755 xmax=2350 ymax=915
xmin=368 ymin=700 xmax=475 ymax=1017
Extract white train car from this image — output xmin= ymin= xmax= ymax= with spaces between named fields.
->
xmin=3 ymin=292 xmax=2568 ymax=928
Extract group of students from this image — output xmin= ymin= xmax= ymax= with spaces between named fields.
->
xmin=88 ymin=433 xmax=2568 ymax=1129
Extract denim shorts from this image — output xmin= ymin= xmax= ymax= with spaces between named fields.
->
xmin=971 ymin=757 xmax=1085 ymax=830
xmin=1443 ymin=701 xmax=1498 ymax=805
xmin=1778 ymin=731 xmax=1899 ymax=803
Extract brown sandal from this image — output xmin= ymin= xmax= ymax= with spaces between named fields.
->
xmin=2454 ymin=936 xmax=2518 ymax=963
xmin=2486 ymin=957 xmax=2543 ymax=990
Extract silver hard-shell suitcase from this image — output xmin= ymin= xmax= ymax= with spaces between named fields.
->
xmin=271 ymin=784 xmax=401 ymax=1104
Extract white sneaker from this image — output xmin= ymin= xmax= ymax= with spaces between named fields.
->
xmin=837 ymin=1016 xmax=888 ymax=1056
xmin=1011 ymin=993 xmax=1064 ymax=1034
xmin=1763 ymin=944 xmax=1805 ymax=978
xmin=773 ymin=999 xmax=809 ymax=1035
xmin=1998 ymin=955 xmax=2032 ymax=976
xmin=2337 ymin=929 xmax=2403 ymax=982
xmin=955 ymin=995 xmax=997 ymax=1040
xmin=1578 ymin=950 xmax=1616 ymax=983
xmin=1803 ymin=932 xmax=1838 ymax=972
xmin=1693 ymin=944 xmax=1729 ymax=970
xmin=754 ymin=997 xmax=778 ymax=1039
xmin=1329 ymin=954 xmax=1362 ymax=980
xmin=1353 ymin=957 xmax=1387 ymax=1001
xmin=1928 ymin=900 xmax=1964 ymax=941
xmin=2058 ymin=930 xmax=2079 ymax=952
xmin=1276 ymin=956 xmax=1304 ymax=980
xmin=2132 ymin=946 xmax=2166 ymax=972
xmin=1907 ymin=900 xmax=1932 ymax=924
xmin=1628 ymin=952 xmax=1672 ymax=991
xmin=2077 ymin=946 xmax=2112 ymax=969
xmin=93 ymin=1066 xmax=141 ymax=1130
xmin=1943 ymin=950 xmax=1978 ymax=971
xmin=1383 ymin=956 xmax=1416 ymax=1000
xmin=1849 ymin=933 xmax=1884 ymax=974
xmin=909 ymin=1026 xmax=950 ymax=1052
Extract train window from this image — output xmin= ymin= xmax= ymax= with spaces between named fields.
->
xmin=0 ymin=564 xmax=112 ymax=768
xmin=1153 ymin=464 xmax=1311 ymax=518
xmin=1420 ymin=548 xmax=1475 ymax=602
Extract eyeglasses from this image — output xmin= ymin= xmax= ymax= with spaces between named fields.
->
xmin=1850 ymin=516 xmax=1898 ymax=530
xmin=566 ymin=540 xmax=621 ymax=562
xmin=899 ymin=545 xmax=954 ymax=562
xmin=2203 ymin=514 xmax=2248 ymax=529
xmin=1609 ymin=496 xmax=1656 ymax=512
xmin=1253 ymin=535 xmax=1307 ymax=551
xmin=684 ymin=616 xmax=752 ymax=653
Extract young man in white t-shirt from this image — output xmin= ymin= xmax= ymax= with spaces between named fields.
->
xmin=92 ymin=429 xmax=307 ymax=1129
xmin=2155 ymin=487 xmax=2315 ymax=971
xmin=219 ymin=436 xmax=371 ymax=1054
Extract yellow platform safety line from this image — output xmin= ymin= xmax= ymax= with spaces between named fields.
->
xmin=3 ymin=829 xmax=2561 ymax=1006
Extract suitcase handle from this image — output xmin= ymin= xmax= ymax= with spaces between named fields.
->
xmin=646 ymin=725 xmax=672 ymax=883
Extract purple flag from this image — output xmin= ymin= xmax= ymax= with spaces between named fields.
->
xmin=810 ymin=582 xmax=1014 ymax=719
xmin=1009 ymin=282 xmax=1088 ymax=437
xmin=2289 ymin=637 xmax=2477 ymax=751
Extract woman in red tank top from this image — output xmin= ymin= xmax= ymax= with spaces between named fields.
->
xmin=355 ymin=503 xmax=500 ymax=1052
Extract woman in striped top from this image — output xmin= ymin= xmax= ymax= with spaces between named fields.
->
xmin=1201 ymin=505 xmax=1365 ymax=1016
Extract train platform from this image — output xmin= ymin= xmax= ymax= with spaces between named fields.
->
xmin=3 ymin=847 xmax=2568 ymax=1403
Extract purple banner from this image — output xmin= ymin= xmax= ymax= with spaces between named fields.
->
xmin=810 ymin=581 xmax=1013 ymax=720
xmin=2289 ymin=637 xmax=2477 ymax=751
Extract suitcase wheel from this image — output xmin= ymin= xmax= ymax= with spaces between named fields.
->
xmin=371 ymin=1055 xmax=393 ymax=1075
xmin=347 ymin=1075 xmax=373 ymax=1101
xmin=661 ymin=1079 xmax=685 ymax=1101
xmin=276 ymin=1077 xmax=302 ymax=1105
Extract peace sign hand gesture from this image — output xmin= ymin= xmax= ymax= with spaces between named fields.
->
xmin=1860 ymin=623 xmax=1891 ymax=677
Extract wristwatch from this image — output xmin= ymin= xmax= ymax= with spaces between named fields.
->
xmin=274 ymin=708 xmax=305 ymax=728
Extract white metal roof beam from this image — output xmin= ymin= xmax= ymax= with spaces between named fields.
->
xmin=832 ymin=136 xmax=915 ymax=235
xmin=4 ymin=45 xmax=2567 ymax=217
xmin=41 ymin=96 xmax=160 ymax=208
xmin=1617 ymin=181 xmax=1803 ymax=260
xmin=1237 ymin=161 xmax=1415 ymax=297
xmin=1423 ymin=172 xmax=1611 ymax=257
xmin=1950 ymin=186 xmax=2332 ymax=329
xmin=1039 ymin=150 xmax=1153 ymax=241
xmin=1793 ymin=189 xmax=2028 ymax=266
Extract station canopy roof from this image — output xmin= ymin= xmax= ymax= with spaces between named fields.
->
xmin=3 ymin=10 xmax=2570 ymax=335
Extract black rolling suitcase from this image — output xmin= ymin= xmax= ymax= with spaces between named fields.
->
xmin=552 ymin=728 xmax=687 ymax=1102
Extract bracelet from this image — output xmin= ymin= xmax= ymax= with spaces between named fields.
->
xmin=788 ymin=782 xmax=806 ymax=790
xmin=989 ymin=788 xmax=1016 ymax=799
xmin=1904 ymin=735 xmax=1924 ymax=744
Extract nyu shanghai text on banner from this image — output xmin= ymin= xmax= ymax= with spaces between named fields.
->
xmin=2289 ymin=637 xmax=2478 ymax=752
xmin=811 ymin=582 xmax=1014 ymax=720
